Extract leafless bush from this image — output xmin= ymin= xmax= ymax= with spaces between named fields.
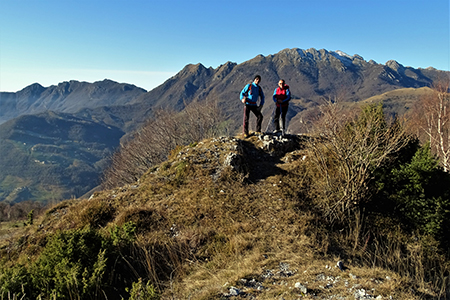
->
xmin=305 ymin=100 xmax=410 ymax=223
xmin=0 ymin=201 xmax=45 ymax=222
xmin=102 ymin=100 xmax=230 ymax=189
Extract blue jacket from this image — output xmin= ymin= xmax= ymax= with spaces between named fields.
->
xmin=240 ymin=83 xmax=265 ymax=106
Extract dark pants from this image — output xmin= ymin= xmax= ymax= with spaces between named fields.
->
xmin=274 ymin=105 xmax=288 ymax=131
xmin=243 ymin=105 xmax=263 ymax=135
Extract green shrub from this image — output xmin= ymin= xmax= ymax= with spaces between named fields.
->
xmin=29 ymin=227 xmax=109 ymax=299
xmin=110 ymin=221 xmax=136 ymax=246
xmin=126 ymin=278 xmax=160 ymax=300
xmin=383 ymin=143 xmax=450 ymax=243
xmin=0 ymin=264 xmax=30 ymax=297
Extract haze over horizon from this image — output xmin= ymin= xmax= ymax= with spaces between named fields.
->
xmin=1 ymin=0 xmax=449 ymax=93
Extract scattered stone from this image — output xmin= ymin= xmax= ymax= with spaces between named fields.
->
xmin=354 ymin=288 xmax=376 ymax=299
xmin=336 ymin=260 xmax=344 ymax=271
xmin=169 ymin=223 xmax=179 ymax=237
xmin=294 ymin=282 xmax=307 ymax=294
xmin=223 ymin=152 xmax=243 ymax=171
xmin=228 ymin=286 xmax=241 ymax=296
xmin=316 ymin=274 xmax=326 ymax=281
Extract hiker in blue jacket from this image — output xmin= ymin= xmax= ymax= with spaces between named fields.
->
xmin=240 ymin=75 xmax=265 ymax=137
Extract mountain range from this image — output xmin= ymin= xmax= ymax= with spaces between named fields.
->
xmin=0 ymin=47 xmax=448 ymax=203
xmin=0 ymin=79 xmax=146 ymax=124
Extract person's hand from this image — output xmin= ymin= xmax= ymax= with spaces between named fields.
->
xmin=242 ymin=97 xmax=246 ymax=104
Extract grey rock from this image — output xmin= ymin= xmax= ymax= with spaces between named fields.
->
xmin=294 ymin=282 xmax=307 ymax=294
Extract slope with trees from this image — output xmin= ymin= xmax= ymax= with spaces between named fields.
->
xmin=0 ymin=111 xmax=124 ymax=204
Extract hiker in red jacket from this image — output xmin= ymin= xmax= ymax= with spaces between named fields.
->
xmin=272 ymin=79 xmax=291 ymax=133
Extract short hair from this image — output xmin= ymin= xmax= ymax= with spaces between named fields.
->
xmin=253 ymin=75 xmax=261 ymax=81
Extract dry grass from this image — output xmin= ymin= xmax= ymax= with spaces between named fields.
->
xmin=1 ymin=134 xmax=448 ymax=299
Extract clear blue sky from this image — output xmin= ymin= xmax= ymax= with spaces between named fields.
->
xmin=1 ymin=0 xmax=449 ymax=92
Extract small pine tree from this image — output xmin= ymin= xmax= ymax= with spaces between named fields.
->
xmin=27 ymin=209 xmax=34 ymax=226
xmin=387 ymin=143 xmax=450 ymax=242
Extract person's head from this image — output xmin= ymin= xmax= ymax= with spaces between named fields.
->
xmin=278 ymin=79 xmax=285 ymax=88
xmin=253 ymin=75 xmax=261 ymax=84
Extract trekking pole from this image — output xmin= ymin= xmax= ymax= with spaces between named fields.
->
xmin=281 ymin=104 xmax=285 ymax=136
xmin=265 ymin=105 xmax=276 ymax=134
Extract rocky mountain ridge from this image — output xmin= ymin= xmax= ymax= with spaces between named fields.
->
xmin=0 ymin=79 xmax=146 ymax=124
xmin=0 ymin=47 xmax=448 ymax=203
xmin=128 ymin=47 xmax=445 ymax=134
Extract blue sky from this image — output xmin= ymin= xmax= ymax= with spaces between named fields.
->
xmin=0 ymin=0 xmax=449 ymax=92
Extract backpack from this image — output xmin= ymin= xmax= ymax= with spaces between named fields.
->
xmin=246 ymin=83 xmax=261 ymax=96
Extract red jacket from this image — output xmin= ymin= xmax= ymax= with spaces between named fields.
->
xmin=273 ymin=84 xmax=291 ymax=107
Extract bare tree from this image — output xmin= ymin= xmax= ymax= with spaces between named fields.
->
xmin=409 ymin=80 xmax=450 ymax=171
xmin=306 ymin=101 xmax=410 ymax=223
xmin=102 ymin=99 xmax=229 ymax=189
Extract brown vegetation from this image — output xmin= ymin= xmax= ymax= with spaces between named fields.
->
xmin=1 ymin=100 xmax=450 ymax=299
xmin=305 ymin=101 xmax=410 ymax=223
xmin=102 ymin=99 xmax=230 ymax=189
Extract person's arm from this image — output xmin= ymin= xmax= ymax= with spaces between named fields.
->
xmin=240 ymin=84 xmax=250 ymax=103
xmin=273 ymin=88 xmax=278 ymax=103
xmin=259 ymin=87 xmax=265 ymax=106
xmin=283 ymin=88 xmax=291 ymax=102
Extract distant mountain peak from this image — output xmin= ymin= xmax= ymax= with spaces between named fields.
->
xmin=334 ymin=50 xmax=353 ymax=59
xmin=178 ymin=63 xmax=211 ymax=78
xmin=386 ymin=60 xmax=405 ymax=72
xmin=18 ymin=82 xmax=45 ymax=93
xmin=277 ymin=48 xmax=365 ymax=66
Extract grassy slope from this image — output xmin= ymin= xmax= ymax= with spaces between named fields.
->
xmin=362 ymin=87 xmax=433 ymax=117
xmin=0 ymin=134 xmax=445 ymax=299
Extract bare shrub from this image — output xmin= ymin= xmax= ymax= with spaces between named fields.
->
xmin=102 ymin=100 xmax=230 ymax=189
xmin=305 ymin=101 xmax=410 ymax=223
xmin=0 ymin=201 xmax=46 ymax=222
